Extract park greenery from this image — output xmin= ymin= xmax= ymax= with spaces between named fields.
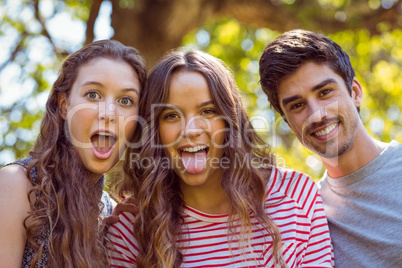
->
xmin=1 ymin=0 xmax=402 ymax=180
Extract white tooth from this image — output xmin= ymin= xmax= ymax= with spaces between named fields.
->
xmin=182 ymin=146 xmax=207 ymax=152
xmin=314 ymin=123 xmax=337 ymax=136
xmin=98 ymin=131 xmax=112 ymax=136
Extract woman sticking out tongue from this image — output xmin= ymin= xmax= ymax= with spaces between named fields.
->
xmin=107 ymin=50 xmax=334 ymax=268
xmin=179 ymin=146 xmax=208 ymax=175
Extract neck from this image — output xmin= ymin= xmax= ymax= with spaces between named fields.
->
xmin=181 ymin=180 xmax=231 ymax=215
xmin=321 ymin=129 xmax=386 ymax=178
xmin=89 ymin=173 xmax=103 ymax=183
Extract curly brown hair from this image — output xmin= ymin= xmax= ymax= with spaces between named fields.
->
xmin=26 ymin=40 xmax=146 ymax=267
xmin=119 ymin=50 xmax=284 ymax=267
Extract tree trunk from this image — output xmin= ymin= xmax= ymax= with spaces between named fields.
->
xmin=105 ymin=0 xmax=402 ymax=68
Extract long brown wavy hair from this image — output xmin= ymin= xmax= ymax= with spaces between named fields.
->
xmin=120 ymin=50 xmax=283 ymax=267
xmin=26 ymin=40 xmax=146 ymax=267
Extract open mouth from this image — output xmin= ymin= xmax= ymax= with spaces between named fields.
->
xmin=178 ymin=145 xmax=209 ymax=175
xmin=91 ymin=131 xmax=117 ymax=160
xmin=179 ymin=145 xmax=209 ymax=155
xmin=313 ymin=123 xmax=338 ymax=137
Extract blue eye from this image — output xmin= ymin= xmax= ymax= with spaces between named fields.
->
xmin=119 ymin=97 xmax=133 ymax=106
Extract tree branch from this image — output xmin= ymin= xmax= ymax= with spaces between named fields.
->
xmin=85 ymin=0 xmax=104 ymax=45
xmin=32 ymin=0 xmax=69 ymax=57
xmin=0 ymin=32 xmax=28 ymax=72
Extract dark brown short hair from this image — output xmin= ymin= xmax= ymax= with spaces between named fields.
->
xmin=259 ymin=29 xmax=355 ymax=115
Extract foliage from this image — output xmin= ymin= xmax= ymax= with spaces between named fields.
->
xmin=0 ymin=0 xmax=87 ymax=163
xmin=182 ymin=19 xmax=402 ymax=179
xmin=1 ymin=0 xmax=402 ymax=181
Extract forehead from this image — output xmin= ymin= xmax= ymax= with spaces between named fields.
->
xmin=168 ymin=71 xmax=211 ymax=102
xmin=278 ymin=62 xmax=343 ymax=98
xmin=78 ymin=58 xmax=130 ymax=73
xmin=75 ymin=58 xmax=139 ymax=84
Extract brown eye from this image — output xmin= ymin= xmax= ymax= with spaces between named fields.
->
xmin=290 ymin=103 xmax=303 ymax=110
xmin=86 ymin=91 xmax=100 ymax=100
xmin=164 ymin=113 xmax=180 ymax=120
xmin=202 ymin=108 xmax=216 ymax=115
xmin=320 ymin=89 xmax=332 ymax=97
xmin=119 ymin=97 xmax=133 ymax=106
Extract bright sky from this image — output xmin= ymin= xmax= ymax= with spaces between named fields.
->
xmin=0 ymin=0 xmax=113 ymax=164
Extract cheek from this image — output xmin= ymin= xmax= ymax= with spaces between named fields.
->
xmin=284 ymin=113 xmax=304 ymax=134
xmin=290 ymin=121 xmax=303 ymax=136
xmin=123 ymin=120 xmax=137 ymax=143
xmin=159 ymin=122 xmax=182 ymax=153
xmin=210 ymin=120 xmax=226 ymax=147
xmin=119 ymin=108 xmax=140 ymax=143
xmin=67 ymin=108 xmax=96 ymax=142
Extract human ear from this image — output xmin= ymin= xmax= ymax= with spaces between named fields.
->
xmin=58 ymin=93 xmax=68 ymax=120
xmin=351 ymin=78 xmax=363 ymax=108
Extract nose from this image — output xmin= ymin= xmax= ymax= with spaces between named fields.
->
xmin=306 ymin=100 xmax=327 ymax=124
xmin=98 ymin=100 xmax=116 ymax=123
xmin=183 ymin=116 xmax=204 ymax=138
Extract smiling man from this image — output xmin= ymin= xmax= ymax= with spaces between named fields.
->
xmin=259 ymin=29 xmax=402 ymax=267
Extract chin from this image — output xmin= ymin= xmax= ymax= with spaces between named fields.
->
xmin=87 ymin=165 xmax=109 ymax=175
xmin=178 ymin=173 xmax=206 ymax=186
xmin=86 ymin=158 xmax=118 ymax=175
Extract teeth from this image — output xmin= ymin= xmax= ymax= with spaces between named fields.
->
xmin=314 ymin=123 xmax=337 ymax=136
xmin=98 ymin=131 xmax=113 ymax=137
xmin=181 ymin=146 xmax=207 ymax=153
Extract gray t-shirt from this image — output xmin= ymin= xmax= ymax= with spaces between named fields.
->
xmin=318 ymin=140 xmax=402 ymax=268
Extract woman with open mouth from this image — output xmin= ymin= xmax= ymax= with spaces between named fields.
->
xmin=0 ymin=40 xmax=146 ymax=267
xmin=107 ymin=50 xmax=334 ymax=267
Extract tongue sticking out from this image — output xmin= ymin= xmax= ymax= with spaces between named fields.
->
xmin=181 ymin=150 xmax=207 ymax=174
xmin=91 ymin=134 xmax=116 ymax=159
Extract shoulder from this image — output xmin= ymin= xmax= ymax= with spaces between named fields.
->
xmin=266 ymin=166 xmax=317 ymax=196
xmin=0 ymin=164 xmax=32 ymax=266
xmin=266 ymin=166 xmax=319 ymax=217
xmin=0 ymin=164 xmax=31 ymax=193
xmin=389 ymin=140 xmax=402 ymax=153
xmin=0 ymin=164 xmax=32 ymax=213
xmin=107 ymin=211 xmax=138 ymax=266
xmin=108 ymin=211 xmax=135 ymax=237
xmin=316 ymin=170 xmax=329 ymax=192
xmin=107 ymin=212 xmax=137 ymax=254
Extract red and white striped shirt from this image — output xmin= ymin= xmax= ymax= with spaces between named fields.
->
xmin=107 ymin=167 xmax=334 ymax=267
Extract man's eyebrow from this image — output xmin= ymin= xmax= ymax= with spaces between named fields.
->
xmin=281 ymin=78 xmax=338 ymax=107
xmin=282 ymin=94 xmax=302 ymax=107
xmin=311 ymin=78 xmax=338 ymax=92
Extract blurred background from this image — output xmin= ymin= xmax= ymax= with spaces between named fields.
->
xmin=1 ymin=0 xmax=402 ymax=180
